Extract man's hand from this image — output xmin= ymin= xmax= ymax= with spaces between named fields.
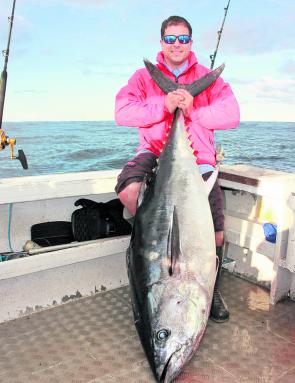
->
xmin=165 ymin=91 xmax=182 ymax=114
xmin=175 ymin=89 xmax=194 ymax=117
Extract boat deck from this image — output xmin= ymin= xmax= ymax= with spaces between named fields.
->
xmin=1 ymin=272 xmax=294 ymax=383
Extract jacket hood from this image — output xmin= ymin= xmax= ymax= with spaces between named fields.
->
xmin=156 ymin=51 xmax=198 ymax=72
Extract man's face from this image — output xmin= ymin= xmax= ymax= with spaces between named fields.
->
xmin=160 ymin=23 xmax=192 ymax=69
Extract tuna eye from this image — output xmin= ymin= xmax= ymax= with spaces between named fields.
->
xmin=156 ymin=329 xmax=170 ymax=342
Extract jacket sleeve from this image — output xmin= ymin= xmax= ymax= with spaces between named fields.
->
xmin=115 ymin=70 xmax=171 ymax=128
xmin=189 ymin=77 xmax=240 ymax=131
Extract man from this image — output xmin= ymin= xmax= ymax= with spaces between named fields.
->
xmin=114 ymin=16 xmax=240 ymax=322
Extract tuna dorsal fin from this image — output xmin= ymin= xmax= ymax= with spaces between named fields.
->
xmin=143 ymin=58 xmax=225 ymax=96
xmin=167 ymin=206 xmax=181 ymax=276
xmin=204 ymin=167 xmax=219 ymax=196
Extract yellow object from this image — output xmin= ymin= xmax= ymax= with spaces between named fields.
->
xmin=0 ymin=128 xmax=16 ymax=159
xmin=259 ymin=199 xmax=275 ymax=223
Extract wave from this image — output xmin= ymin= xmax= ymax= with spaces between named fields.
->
xmin=235 ymin=155 xmax=285 ymax=161
xmin=65 ymin=148 xmax=115 ymax=160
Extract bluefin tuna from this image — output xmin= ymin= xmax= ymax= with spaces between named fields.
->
xmin=127 ymin=59 xmax=224 ymax=382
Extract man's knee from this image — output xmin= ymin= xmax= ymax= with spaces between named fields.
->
xmin=118 ymin=181 xmax=142 ymax=216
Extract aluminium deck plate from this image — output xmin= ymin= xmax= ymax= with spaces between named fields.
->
xmin=0 ymin=273 xmax=294 ymax=383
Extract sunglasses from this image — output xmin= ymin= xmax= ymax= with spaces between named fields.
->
xmin=162 ymin=35 xmax=191 ymax=44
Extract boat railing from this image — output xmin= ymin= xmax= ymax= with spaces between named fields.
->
xmin=0 ymin=165 xmax=294 ymax=323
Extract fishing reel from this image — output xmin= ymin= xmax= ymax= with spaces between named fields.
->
xmin=216 ymin=144 xmax=225 ymax=164
xmin=0 ymin=128 xmax=28 ymax=169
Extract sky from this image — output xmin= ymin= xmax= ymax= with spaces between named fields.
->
xmin=0 ymin=0 xmax=294 ymax=122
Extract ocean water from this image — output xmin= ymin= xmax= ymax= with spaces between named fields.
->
xmin=0 ymin=121 xmax=294 ymax=178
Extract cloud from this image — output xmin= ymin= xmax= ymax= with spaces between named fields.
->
xmin=227 ymin=78 xmax=252 ymax=86
xmin=246 ymin=77 xmax=295 ymax=103
xmin=29 ymin=0 xmax=112 ymax=8
xmin=0 ymin=13 xmax=32 ymax=59
xmin=280 ymin=60 xmax=295 ymax=76
xmin=199 ymin=5 xmax=295 ymax=55
xmin=81 ymin=69 xmax=127 ymax=78
xmin=75 ymin=58 xmax=136 ymax=67
xmin=265 ymin=0 xmax=294 ymax=4
xmin=14 ymin=89 xmax=47 ymax=94
xmin=74 ymin=58 xmax=137 ymax=77
xmin=0 ymin=13 xmax=32 ymax=40
xmin=63 ymin=0 xmax=111 ymax=7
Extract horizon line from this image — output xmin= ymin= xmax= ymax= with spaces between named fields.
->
xmin=2 ymin=119 xmax=295 ymax=124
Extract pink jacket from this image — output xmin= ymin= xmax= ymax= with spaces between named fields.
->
xmin=115 ymin=51 xmax=240 ymax=166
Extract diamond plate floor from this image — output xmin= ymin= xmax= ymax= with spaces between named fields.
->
xmin=0 ymin=273 xmax=294 ymax=383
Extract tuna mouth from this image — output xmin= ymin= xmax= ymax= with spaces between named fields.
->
xmin=159 ymin=345 xmax=183 ymax=383
xmin=159 ymin=353 xmax=174 ymax=383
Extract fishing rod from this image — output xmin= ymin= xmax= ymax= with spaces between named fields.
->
xmin=210 ymin=0 xmax=233 ymax=165
xmin=0 ymin=0 xmax=28 ymax=170
xmin=211 ymin=1 xmax=252 ymax=164
xmin=210 ymin=0 xmax=231 ymax=70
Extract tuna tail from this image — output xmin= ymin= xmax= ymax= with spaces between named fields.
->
xmin=167 ymin=206 xmax=182 ymax=276
xmin=143 ymin=58 xmax=224 ymax=96
xmin=186 ymin=64 xmax=225 ymax=96
xmin=144 ymin=58 xmax=179 ymax=93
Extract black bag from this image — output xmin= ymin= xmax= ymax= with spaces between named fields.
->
xmin=71 ymin=198 xmax=132 ymax=242
xmin=31 ymin=221 xmax=74 ymax=247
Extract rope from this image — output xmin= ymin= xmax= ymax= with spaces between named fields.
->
xmin=8 ymin=203 xmax=14 ymax=252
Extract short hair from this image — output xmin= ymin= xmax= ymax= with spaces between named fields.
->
xmin=161 ymin=16 xmax=192 ymax=37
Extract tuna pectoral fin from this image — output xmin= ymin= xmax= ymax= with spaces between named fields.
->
xmin=167 ymin=206 xmax=182 ymax=276
xmin=204 ymin=167 xmax=219 ymax=196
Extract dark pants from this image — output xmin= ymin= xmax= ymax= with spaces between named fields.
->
xmin=115 ymin=152 xmax=224 ymax=232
